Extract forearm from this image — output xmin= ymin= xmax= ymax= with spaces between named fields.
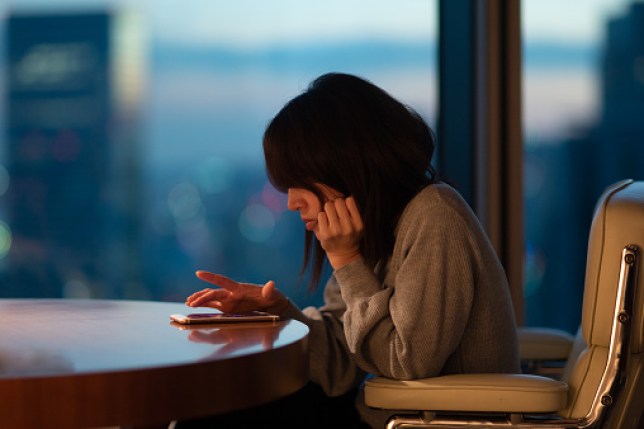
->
xmin=335 ymin=259 xmax=472 ymax=380
xmin=281 ymin=300 xmax=366 ymax=396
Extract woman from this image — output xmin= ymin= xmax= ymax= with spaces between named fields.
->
xmin=181 ymin=73 xmax=520 ymax=428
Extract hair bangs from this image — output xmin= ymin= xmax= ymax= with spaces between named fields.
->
xmin=263 ymin=107 xmax=310 ymax=193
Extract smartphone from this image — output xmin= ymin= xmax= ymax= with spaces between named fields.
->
xmin=169 ymin=311 xmax=279 ymax=325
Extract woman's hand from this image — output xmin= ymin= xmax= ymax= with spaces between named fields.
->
xmin=186 ymin=271 xmax=290 ymax=316
xmin=187 ymin=323 xmax=283 ymax=355
xmin=315 ymin=196 xmax=364 ymax=269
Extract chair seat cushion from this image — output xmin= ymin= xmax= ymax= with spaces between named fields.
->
xmin=365 ymin=373 xmax=568 ymax=413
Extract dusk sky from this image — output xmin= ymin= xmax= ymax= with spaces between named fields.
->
xmin=3 ymin=0 xmax=631 ymax=46
xmin=4 ymin=0 xmax=435 ymax=47
xmin=1 ymin=0 xmax=640 ymax=141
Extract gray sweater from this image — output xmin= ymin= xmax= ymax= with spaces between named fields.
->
xmin=283 ymin=183 xmax=520 ymax=427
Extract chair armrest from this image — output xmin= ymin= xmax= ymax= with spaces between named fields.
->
xmin=518 ymin=327 xmax=574 ymax=361
xmin=365 ymin=373 xmax=568 ymax=414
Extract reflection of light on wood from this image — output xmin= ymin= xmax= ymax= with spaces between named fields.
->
xmin=0 ymin=349 xmax=74 ymax=376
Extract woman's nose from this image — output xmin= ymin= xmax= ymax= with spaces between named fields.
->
xmin=286 ymin=189 xmax=301 ymax=211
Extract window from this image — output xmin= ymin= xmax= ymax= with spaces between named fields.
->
xmin=1 ymin=1 xmax=438 ymax=307
xmin=522 ymin=0 xmax=644 ymax=331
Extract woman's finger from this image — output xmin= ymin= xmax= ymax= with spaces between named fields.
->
xmin=324 ymin=201 xmax=339 ymax=222
xmin=187 ymin=289 xmax=230 ymax=307
xmin=345 ymin=196 xmax=364 ymax=231
xmin=261 ymin=280 xmax=276 ymax=299
xmin=195 ymin=271 xmax=241 ymax=292
xmin=316 ymin=211 xmax=330 ymax=239
xmin=333 ymin=199 xmax=353 ymax=233
xmin=186 ymin=289 xmax=222 ymax=306
xmin=186 ymin=288 xmax=214 ymax=301
xmin=324 ymin=201 xmax=343 ymax=235
xmin=198 ymin=300 xmax=224 ymax=310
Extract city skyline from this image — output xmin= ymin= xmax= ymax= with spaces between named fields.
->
xmin=0 ymin=1 xmax=642 ymax=324
xmin=1 ymin=1 xmax=640 ymax=145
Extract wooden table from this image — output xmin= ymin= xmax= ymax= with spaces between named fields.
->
xmin=0 ymin=299 xmax=309 ymax=428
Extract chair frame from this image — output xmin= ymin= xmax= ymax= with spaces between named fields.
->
xmin=381 ymin=244 xmax=640 ymax=429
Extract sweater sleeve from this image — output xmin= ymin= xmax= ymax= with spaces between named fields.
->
xmin=335 ymin=198 xmax=477 ymax=379
xmin=281 ymin=277 xmax=367 ymax=396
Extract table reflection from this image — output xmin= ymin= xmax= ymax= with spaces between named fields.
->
xmin=0 ymin=349 xmax=73 ymax=376
xmin=170 ymin=320 xmax=287 ymax=357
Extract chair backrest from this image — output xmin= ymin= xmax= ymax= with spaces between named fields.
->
xmin=561 ymin=326 xmax=584 ymax=383
xmin=560 ymin=180 xmax=644 ymax=425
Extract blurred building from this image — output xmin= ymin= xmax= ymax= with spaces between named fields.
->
xmin=524 ymin=2 xmax=644 ymax=331
xmin=594 ymin=1 xmax=644 ymax=188
xmin=4 ymin=12 xmax=144 ymax=298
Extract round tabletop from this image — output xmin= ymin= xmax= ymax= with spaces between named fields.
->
xmin=0 ymin=299 xmax=309 ymax=429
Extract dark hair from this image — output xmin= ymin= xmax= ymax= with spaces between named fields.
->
xmin=263 ymin=72 xmax=437 ymax=289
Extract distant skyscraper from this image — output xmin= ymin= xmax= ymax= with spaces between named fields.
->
xmin=523 ymin=2 xmax=644 ymax=331
xmin=4 ymin=12 xmax=143 ymax=298
xmin=596 ymin=2 xmax=644 ymax=187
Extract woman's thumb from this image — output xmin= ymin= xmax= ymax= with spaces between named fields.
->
xmin=261 ymin=280 xmax=276 ymax=299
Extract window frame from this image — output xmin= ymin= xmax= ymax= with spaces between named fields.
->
xmin=438 ymin=0 xmax=524 ymax=324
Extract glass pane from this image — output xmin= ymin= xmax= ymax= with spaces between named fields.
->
xmin=522 ymin=0 xmax=644 ymax=332
xmin=1 ymin=1 xmax=437 ymax=307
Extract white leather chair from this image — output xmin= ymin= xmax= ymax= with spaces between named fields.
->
xmin=365 ymin=179 xmax=644 ymax=429
xmin=517 ymin=326 xmax=577 ymax=379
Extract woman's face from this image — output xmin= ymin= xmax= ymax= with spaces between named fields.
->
xmin=287 ymin=183 xmax=343 ymax=231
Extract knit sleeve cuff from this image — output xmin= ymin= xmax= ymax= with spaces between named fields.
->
xmin=333 ymin=258 xmax=382 ymax=303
